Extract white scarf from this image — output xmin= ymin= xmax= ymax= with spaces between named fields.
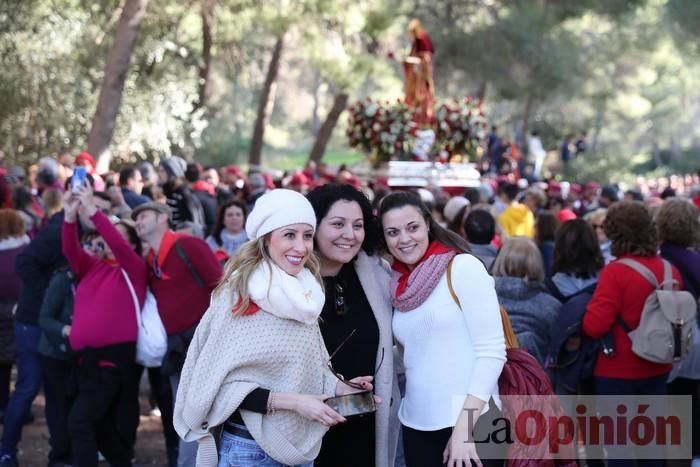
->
xmin=0 ymin=235 xmax=30 ymax=251
xmin=248 ymin=261 xmax=325 ymax=325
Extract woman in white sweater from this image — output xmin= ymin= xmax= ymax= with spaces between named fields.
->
xmin=379 ymin=191 xmax=506 ymax=467
xmin=174 ymin=189 xmax=374 ymax=467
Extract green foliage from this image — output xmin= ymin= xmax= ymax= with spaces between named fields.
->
xmin=0 ymin=0 xmax=699 ymax=182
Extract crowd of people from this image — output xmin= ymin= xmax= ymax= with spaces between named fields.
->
xmin=0 ymin=150 xmax=699 ymax=467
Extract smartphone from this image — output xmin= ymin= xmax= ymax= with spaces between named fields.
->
xmin=325 ymin=391 xmax=376 ymax=418
xmin=71 ymin=167 xmax=87 ymax=193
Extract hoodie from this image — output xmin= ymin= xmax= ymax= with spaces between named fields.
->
xmin=497 ymin=203 xmax=534 ymax=238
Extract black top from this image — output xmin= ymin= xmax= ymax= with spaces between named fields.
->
xmin=315 ymin=262 xmax=380 ymax=467
xmin=320 ymin=263 xmax=380 ymax=380
xmin=15 ymin=212 xmax=69 ymax=325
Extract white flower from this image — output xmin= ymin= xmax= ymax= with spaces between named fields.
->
xmin=365 ymin=103 xmax=378 ymax=117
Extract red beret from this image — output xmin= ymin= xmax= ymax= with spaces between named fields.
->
xmin=75 ymin=151 xmax=96 ymax=169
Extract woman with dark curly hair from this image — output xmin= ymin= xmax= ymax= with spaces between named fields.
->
xmin=656 ymin=198 xmax=700 ymax=467
xmin=306 ymin=184 xmax=400 ymax=467
xmin=583 ymin=201 xmax=684 ymax=467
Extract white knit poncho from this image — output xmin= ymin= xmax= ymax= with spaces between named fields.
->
xmin=173 ymin=285 xmax=338 ymax=466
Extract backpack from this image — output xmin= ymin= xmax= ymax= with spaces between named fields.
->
xmin=121 ymin=269 xmax=168 ymax=368
xmin=544 ymin=281 xmax=600 ymax=395
xmin=616 ymin=258 xmax=697 ymax=364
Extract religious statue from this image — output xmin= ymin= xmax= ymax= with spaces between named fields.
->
xmin=404 ymin=19 xmax=436 ymax=127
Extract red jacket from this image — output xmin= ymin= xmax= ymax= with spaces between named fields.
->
xmin=148 ymin=231 xmax=222 ymax=336
xmin=583 ymin=255 xmax=681 ymax=379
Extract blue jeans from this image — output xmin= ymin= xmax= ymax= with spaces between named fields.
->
xmin=217 ymin=428 xmax=313 ymax=467
xmin=0 ymin=323 xmax=44 ymax=458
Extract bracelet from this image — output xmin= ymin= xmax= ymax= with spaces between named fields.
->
xmin=267 ymin=392 xmax=276 ymax=415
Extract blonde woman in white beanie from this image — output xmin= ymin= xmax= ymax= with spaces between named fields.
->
xmin=173 ymin=189 xmax=375 ymax=467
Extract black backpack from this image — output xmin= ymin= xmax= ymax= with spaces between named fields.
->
xmin=544 ymin=280 xmax=608 ymax=395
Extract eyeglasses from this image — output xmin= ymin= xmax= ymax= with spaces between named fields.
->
xmin=326 ymin=329 xmax=385 ymax=390
xmin=334 ymin=282 xmax=347 ymax=316
xmin=593 ymin=224 xmax=604 ymax=230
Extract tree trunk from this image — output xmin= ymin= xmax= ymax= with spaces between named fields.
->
xmin=520 ymin=93 xmax=535 ymax=149
xmin=193 ymin=0 xmax=214 ymax=113
xmin=476 ymin=81 xmax=487 ymax=101
xmin=248 ymin=33 xmax=285 ymax=169
xmin=88 ymin=0 xmax=150 ymax=174
xmin=308 ymin=92 xmax=349 ymax=164
xmin=311 ymin=72 xmax=322 ymax=136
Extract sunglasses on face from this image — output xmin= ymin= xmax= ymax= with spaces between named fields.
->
xmin=82 ymin=240 xmax=105 ymax=252
xmin=326 ymin=329 xmax=384 ymax=390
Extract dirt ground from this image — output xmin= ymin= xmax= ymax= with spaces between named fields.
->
xmin=2 ymin=383 xmax=169 ymax=467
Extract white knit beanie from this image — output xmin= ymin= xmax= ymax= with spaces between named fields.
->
xmin=245 ymin=189 xmax=317 ymax=240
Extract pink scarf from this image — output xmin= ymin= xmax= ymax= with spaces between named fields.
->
xmin=391 ymin=241 xmax=457 ymax=312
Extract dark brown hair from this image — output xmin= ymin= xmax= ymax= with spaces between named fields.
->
xmin=604 ymin=201 xmax=658 ymax=257
xmin=378 ymin=191 xmax=471 ymax=254
xmin=116 ymin=221 xmax=142 ymax=257
xmin=535 ymin=210 xmax=557 ymax=244
xmin=655 ymin=198 xmax=700 ymax=248
xmin=552 ymin=219 xmax=604 ymax=279
xmin=211 ymin=200 xmax=248 ymax=247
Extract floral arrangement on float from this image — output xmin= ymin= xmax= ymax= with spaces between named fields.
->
xmin=346 ymin=97 xmax=488 ymax=166
xmin=435 ymin=97 xmax=489 ymax=163
xmin=345 ymin=98 xmax=417 ymax=167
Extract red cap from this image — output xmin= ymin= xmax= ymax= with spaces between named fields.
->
xmin=570 ymin=183 xmax=582 ymax=194
xmin=75 ymin=151 xmax=96 ymax=171
xmin=557 ymin=209 xmax=577 ymax=222
xmin=225 ymin=165 xmax=242 ymax=176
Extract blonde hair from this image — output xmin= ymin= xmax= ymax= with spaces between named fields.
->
xmin=491 ymin=236 xmax=545 ymax=283
xmin=584 ymin=208 xmax=607 ymax=227
xmin=408 ymin=18 xmax=423 ymax=35
xmin=214 ymin=235 xmax=322 ymax=317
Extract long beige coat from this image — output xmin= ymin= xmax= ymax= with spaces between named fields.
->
xmin=353 ymin=252 xmax=401 ymax=467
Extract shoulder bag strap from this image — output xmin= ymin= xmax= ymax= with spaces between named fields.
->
xmin=175 ymin=240 xmax=205 ymax=288
xmin=446 ymin=258 xmax=461 ymax=309
xmin=447 ymin=257 xmax=518 ymax=349
xmin=661 ymin=259 xmax=674 ymax=291
xmin=617 ymin=258 xmax=659 ymax=288
xmin=121 ymin=269 xmax=142 ymax=328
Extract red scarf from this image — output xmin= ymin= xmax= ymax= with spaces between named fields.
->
xmin=192 ymin=180 xmax=216 ymax=196
xmin=232 ymin=300 xmax=260 ymax=316
xmin=391 ymin=241 xmax=453 ymax=297
xmin=147 ymin=230 xmax=190 ymax=280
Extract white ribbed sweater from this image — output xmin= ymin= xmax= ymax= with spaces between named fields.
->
xmin=393 ymin=253 xmax=506 ymax=430
xmin=173 ymin=288 xmax=337 ymax=466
